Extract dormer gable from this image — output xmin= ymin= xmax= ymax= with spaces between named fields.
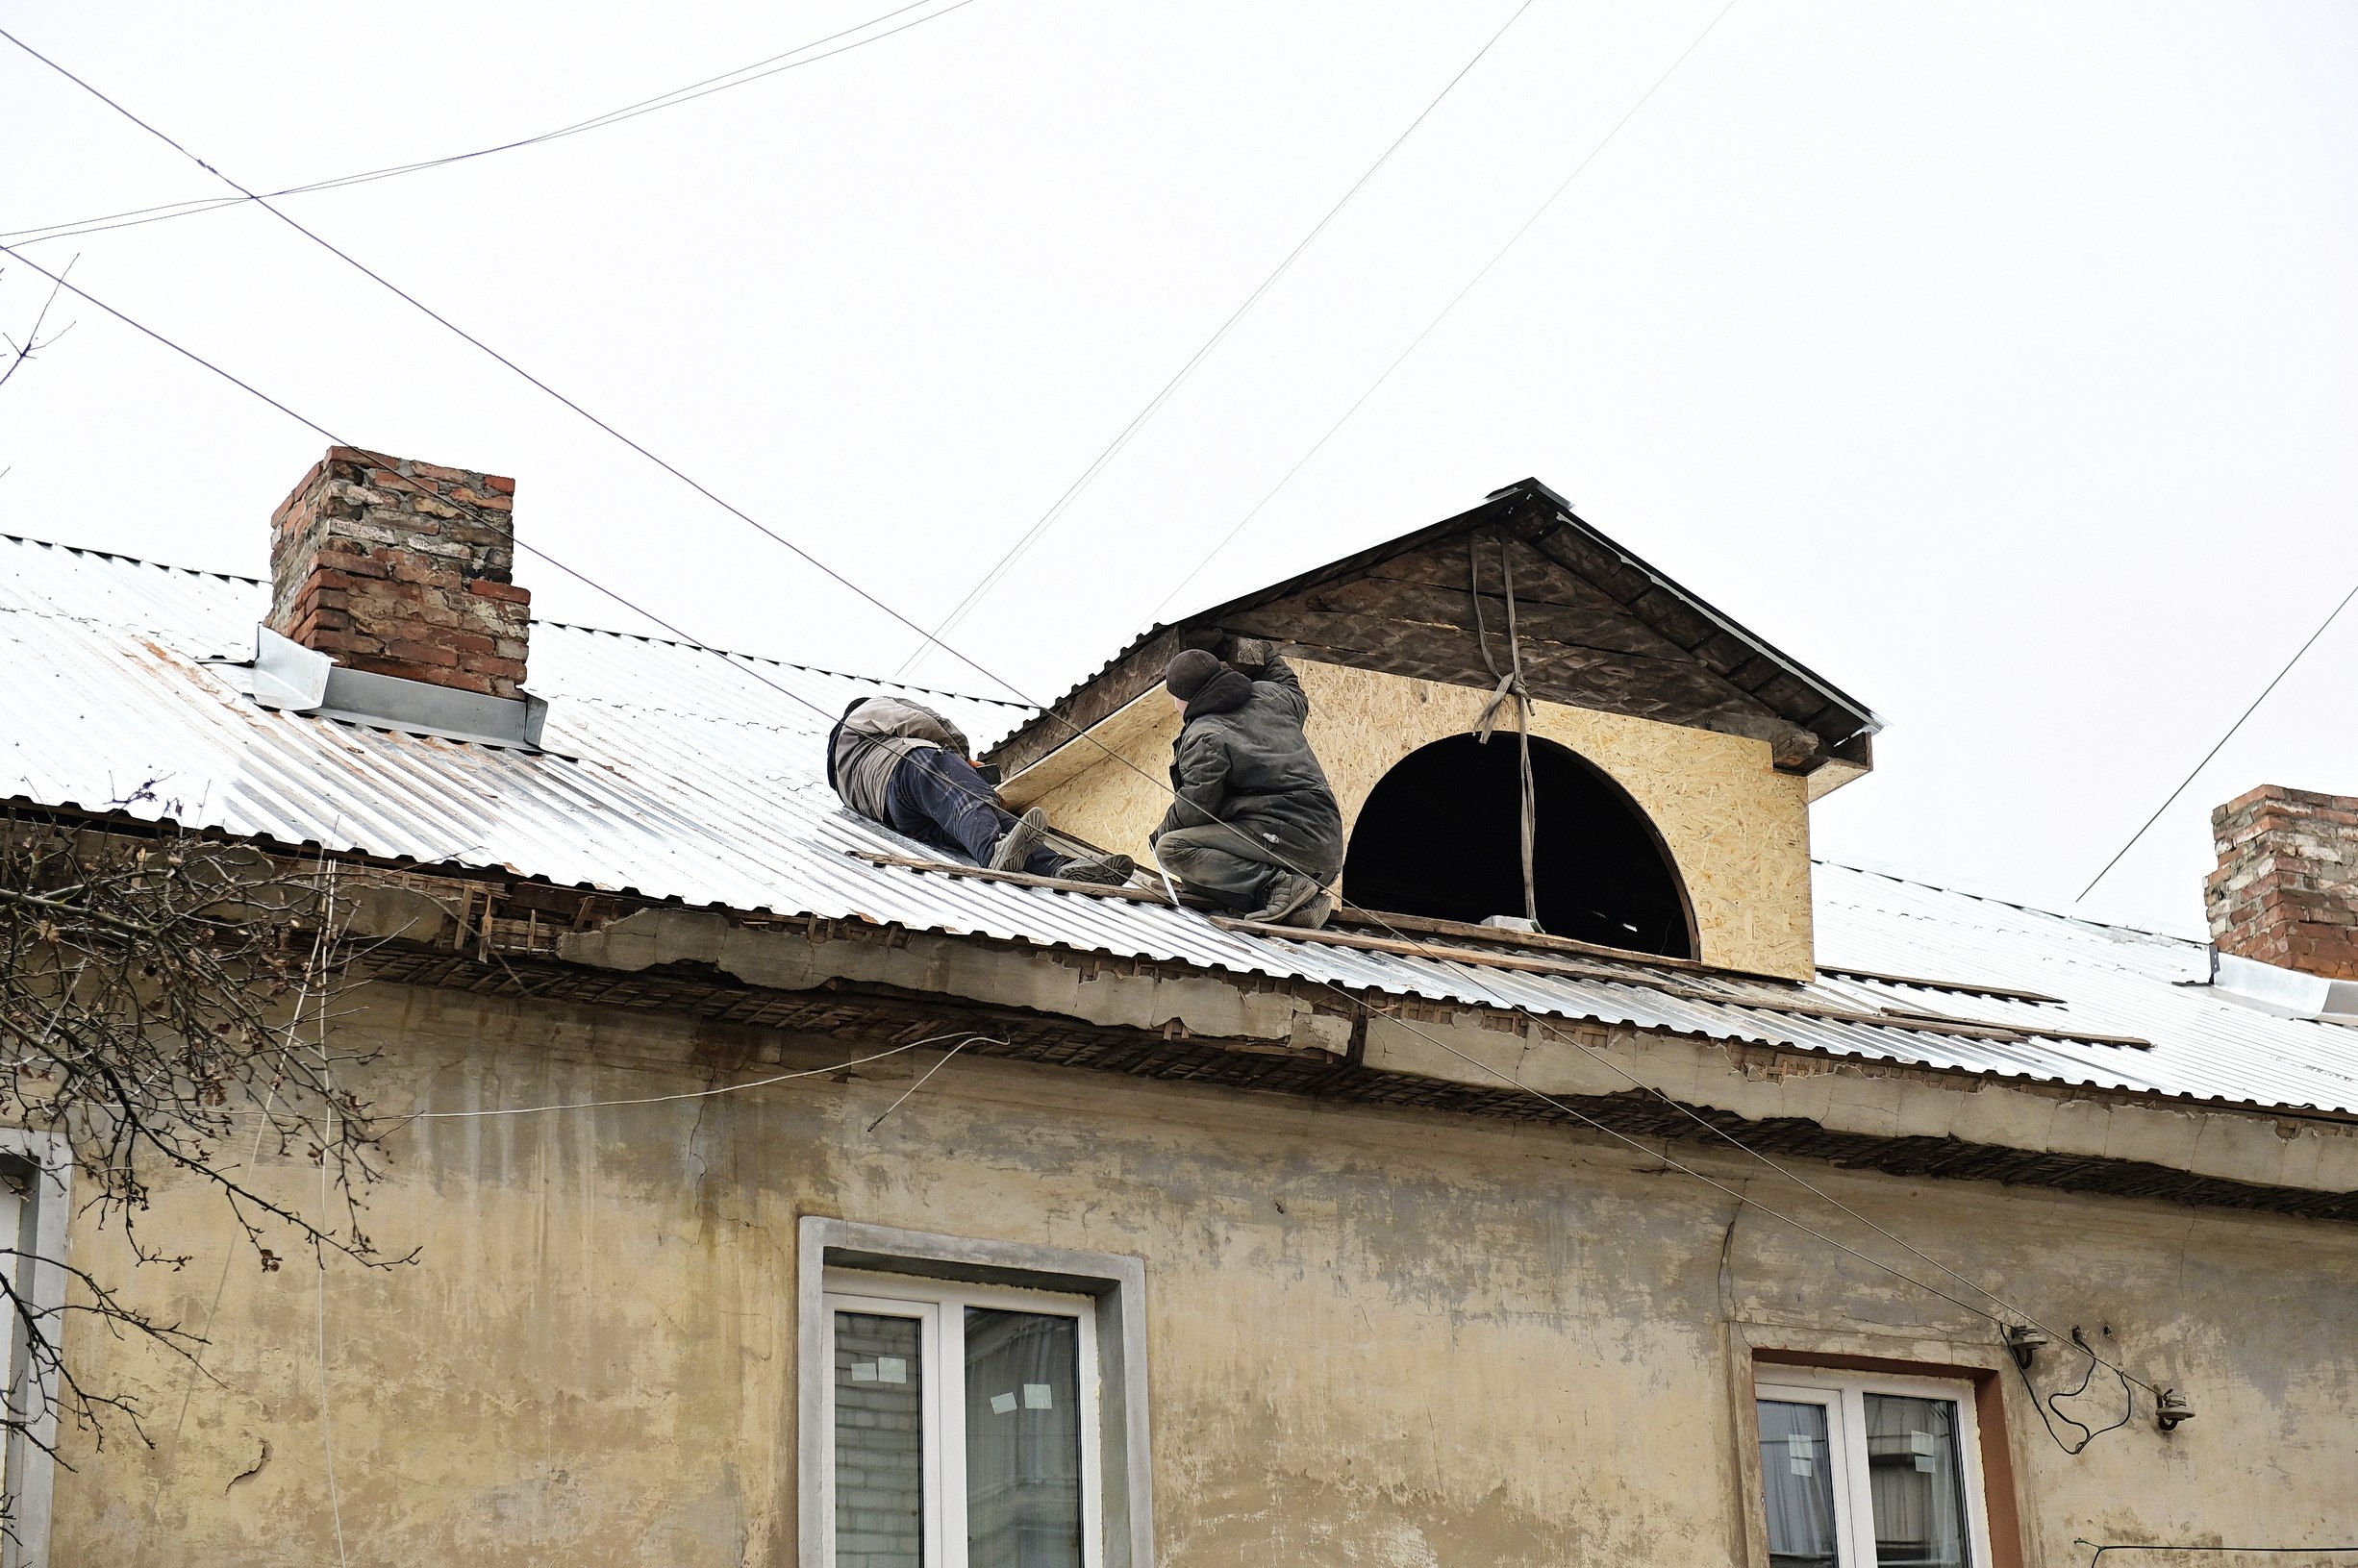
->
xmin=987 ymin=481 xmax=1882 ymax=981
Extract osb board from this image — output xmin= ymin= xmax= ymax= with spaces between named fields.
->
xmin=1000 ymin=659 xmax=1815 ymax=979
xmin=1302 ymin=662 xmax=1815 ymax=980
xmin=1006 ymin=691 xmax=1182 ymax=867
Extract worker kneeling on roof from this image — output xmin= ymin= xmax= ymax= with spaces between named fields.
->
xmin=1152 ymin=638 xmax=1343 ymax=929
xmin=828 ymin=695 xmax=1134 ymax=885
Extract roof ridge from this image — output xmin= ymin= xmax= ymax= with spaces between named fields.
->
xmin=0 ymin=531 xmax=1031 ymax=711
xmin=0 ymin=530 xmax=266 ymax=585
xmin=1814 ymin=855 xmax=2206 ymax=944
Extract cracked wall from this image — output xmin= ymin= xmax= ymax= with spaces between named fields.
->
xmin=49 ymin=982 xmax=2358 ymax=1566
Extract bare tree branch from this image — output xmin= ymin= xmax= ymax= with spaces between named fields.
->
xmin=0 ymin=809 xmax=406 ymax=1477
xmin=0 ymin=254 xmax=78 ymax=391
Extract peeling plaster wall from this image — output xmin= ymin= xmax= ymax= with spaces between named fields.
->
xmin=1007 ymin=659 xmax=1817 ymax=979
xmin=52 ymin=984 xmax=2358 ymax=1567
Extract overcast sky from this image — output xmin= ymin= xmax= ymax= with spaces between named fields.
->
xmin=3 ymin=0 xmax=2353 ymax=933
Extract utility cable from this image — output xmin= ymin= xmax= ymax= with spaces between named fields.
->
xmin=7 ymin=243 xmax=2172 ymax=1425
xmin=1151 ymin=0 xmax=1744 ymax=622
xmin=529 ymin=616 xmax=1031 ymax=710
xmin=2080 ymin=1548 xmax=2358 ymax=1565
xmin=890 ymin=0 xmax=1542 ymax=678
xmin=2 ymin=28 xmax=1060 ymax=704
xmin=2014 ymin=1325 xmax=2138 ymax=1454
xmin=864 ymin=1033 xmax=997 ymax=1132
xmin=401 ymin=1035 xmax=969 ymax=1122
xmin=2077 ymin=572 xmax=2358 ymax=901
xmin=0 ymin=1 xmax=977 ymax=248
xmin=0 ymin=243 xmax=958 ymax=751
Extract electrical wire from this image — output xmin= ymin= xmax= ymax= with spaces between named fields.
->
xmin=527 ymin=622 xmax=1031 ymax=711
xmin=311 ymin=861 xmax=351 ymax=1568
xmin=400 ymin=1035 xmax=970 ymax=1122
xmin=864 ymin=1034 xmax=997 ymax=1132
xmin=2 ymin=38 xmax=1062 ymax=706
xmin=2080 ymin=1548 xmax=2358 ymax=1565
xmin=2014 ymin=1325 xmax=2137 ymax=1454
xmin=2077 ymin=572 xmax=2358 ymax=901
xmin=0 ymin=242 xmax=2174 ymax=1431
xmin=891 ymin=0 xmax=1542 ymax=678
xmin=0 ymin=244 xmax=938 ymax=752
xmin=0 ymin=1 xmax=978 ymax=248
xmin=7 ymin=34 xmax=2199 ymax=1471
xmin=1152 ymin=0 xmax=1745 ymax=621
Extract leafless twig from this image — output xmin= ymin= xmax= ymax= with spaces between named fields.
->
xmin=0 ymin=809 xmax=405 ymax=1476
xmin=0 ymin=254 xmax=79 ymax=392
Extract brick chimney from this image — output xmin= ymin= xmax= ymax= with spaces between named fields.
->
xmin=267 ymin=447 xmax=530 ymax=698
xmin=2206 ymin=784 xmax=2358 ymax=979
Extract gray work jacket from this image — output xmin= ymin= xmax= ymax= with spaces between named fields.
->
xmin=827 ymin=696 xmax=972 ymax=822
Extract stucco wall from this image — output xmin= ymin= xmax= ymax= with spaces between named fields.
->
xmin=1008 ymin=659 xmax=1816 ymax=979
xmin=51 ymin=984 xmax=2358 ymax=1566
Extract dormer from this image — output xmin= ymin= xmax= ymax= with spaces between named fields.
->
xmin=985 ymin=481 xmax=1880 ymax=982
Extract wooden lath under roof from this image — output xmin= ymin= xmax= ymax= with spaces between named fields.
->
xmin=988 ymin=480 xmax=1883 ymax=781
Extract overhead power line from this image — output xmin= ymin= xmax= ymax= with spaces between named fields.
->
xmin=0 ymin=243 xmax=884 ymax=748
xmin=3 ymin=18 xmax=1041 ymax=699
xmin=1 ymin=243 xmax=2170 ymax=1416
xmin=0 ymin=1 xmax=980 ymax=248
xmin=891 ymin=0 xmax=1543 ymax=678
xmin=2077 ymin=573 xmax=2358 ymax=902
xmin=1153 ymin=0 xmax=1746 ymax=622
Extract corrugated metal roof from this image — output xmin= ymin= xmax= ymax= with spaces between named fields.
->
xmin=6 ymin=533 xmax=2354 ymax=1119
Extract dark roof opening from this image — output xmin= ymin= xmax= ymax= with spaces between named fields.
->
xmin=1342 ymin=733 xmax=1694 ymax=958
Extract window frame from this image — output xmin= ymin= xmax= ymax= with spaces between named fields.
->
xmin=820 ymin=1269 xmax=1107 ymax=1568
xmin=0 ymin=1130 xmax=69 ymax=1568
xmin=797 ymin=1217 xmax=1152 ymax=1568
xmin=1753 ymin=1366 xmax=1995 ymax=1568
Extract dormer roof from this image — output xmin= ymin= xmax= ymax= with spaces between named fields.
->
xmin=986 ymin=479 xmax=1884 ymax=784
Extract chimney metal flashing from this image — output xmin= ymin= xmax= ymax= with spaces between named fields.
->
xmin=240 ymin=624 xmax=549 ymax=749
xmin=2205 ymin=949 xmax=2358 ymax=1026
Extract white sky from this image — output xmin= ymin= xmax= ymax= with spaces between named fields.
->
xmin=2 ymin=0 xmax=2353 ymax=933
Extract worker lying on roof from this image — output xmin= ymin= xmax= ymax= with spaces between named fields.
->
xmin=828 ymin=695 xmax=1134 ymax=885
xmin=1151 ymin=638 xmax=1344 ymax=929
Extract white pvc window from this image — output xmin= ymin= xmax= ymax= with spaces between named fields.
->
xmin=822 ymin=1269 xmax=1103 ymax=1568
xmin=0 ymin=1173 xmax=21 ymax=1505
xmin=1754 ymin=1370 xmax=1993 ymax=1568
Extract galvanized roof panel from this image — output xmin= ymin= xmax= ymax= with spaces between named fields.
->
xmin=6 ymin=533 xmax=2353 ymax=1119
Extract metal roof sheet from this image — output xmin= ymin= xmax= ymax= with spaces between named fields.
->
xmin=6 ymin=533 xmax=2353 ymax=1119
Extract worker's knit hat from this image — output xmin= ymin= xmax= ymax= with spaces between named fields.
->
xmin=1165 ymin=649 xmax=1227 ymax=701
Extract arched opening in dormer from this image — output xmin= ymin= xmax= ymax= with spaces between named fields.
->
xmin=1342 ymin=733 xmax=1695 ymax=958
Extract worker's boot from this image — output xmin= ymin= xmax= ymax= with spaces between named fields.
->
xmin=1243 ymin=872 xmax=1320 ymax=925
xmin=1054 ymin=853 xmax=1135 ymax=886
xmin=989 ymin=808 xmax=1049 ymax=872
xmin=1285 ymin=890 xmax=1335 ymax=930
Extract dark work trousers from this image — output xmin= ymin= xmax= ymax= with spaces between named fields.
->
xmin=886 ymin=748 xmax=1063 ymax=876
xmin=1152 ymin=822 xmax=1338 ymax=912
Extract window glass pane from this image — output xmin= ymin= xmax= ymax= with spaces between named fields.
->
xmin=1863 ymin=1394 xmax=1971 ymax=1568
xmin=965 ymin=1307 xmax=1083 ymax=1568
xmin=1757 ymin=1399 xmax=1841 ymax=1568
xmin=836 ymin=1311 xmax=925 ymax=1568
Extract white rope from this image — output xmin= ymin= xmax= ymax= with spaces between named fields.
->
xmin=1469 ymin=533 xmax=1541 ymax=927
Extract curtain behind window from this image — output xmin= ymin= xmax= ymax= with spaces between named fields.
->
xmin=964 ymin=1308 xmax=1082 ymax=1568
xmin=1863 ymin=1394 xmax=1969 ymax=1568
xmin=1758 ymin=1399 xmax=1840 ymax=1568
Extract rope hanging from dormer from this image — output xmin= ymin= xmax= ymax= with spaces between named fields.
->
xmin=1469 ymin=533 xmax=1541 ymax=930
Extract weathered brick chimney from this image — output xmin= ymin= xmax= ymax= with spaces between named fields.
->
xmin=2206 ymin=784 xmax=2358 ymax=979
xmin=267 ymin=447 xmax=530 ymax=698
